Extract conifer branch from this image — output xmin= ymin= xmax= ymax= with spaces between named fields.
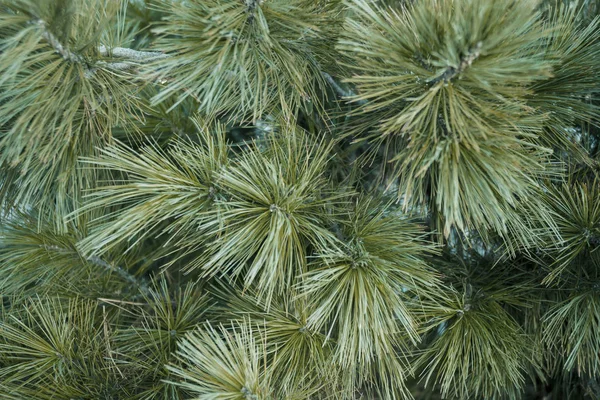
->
xmin=97 ymin=45 xmax=345 ymax=99
xmin=35 ymin=19 xmax=84 ymax=63
xmin=41 ymin=244 xmax=150 ymax=295
xmin=322 ymin=72 xmax=368 ymax=105
xmin=98 ymin=45 xmax=168 ymax=61
xmin=428 ymin=41 xmax=483 ymax=85
xmin=34 ymin=24 xmax=167 ymax=73
xmin=86 ymin=255 xmax=150 ymax=295
xmin=3 ymin=0 xmax=600 ymax=397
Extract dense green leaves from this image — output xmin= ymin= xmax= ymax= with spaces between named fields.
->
xmin=418 ymin=299 xmax=537 ymax=400
xmin=202 ymin=128 xmax=344 ymax=305
xmin=166 ymin=321 xmax=272 ymax=400
xmin=415 ymin=254 xmax=543 ymax=400
xmin=76 ymin=124 xmax=345 ymax=307
xmin=147 ymin=0 xmax=343 ymax=122
xmin=0 ymin=297 xmax=136 ymax=399
xmin=216 ymin=287 xmax=333 ymax=398
xmin=0 ymin=0 xmax=149 ymax=228
xmin=536 ymin=180 xmax=600 ymax=284
xmin=0 ymin=210 xmax=147 ymax=299
xmin=1 ymin=0 xmax=600 ymax=398
xmin=300 ymin=196 xmax=437 ymax=381
xmin=74 ymin=119 xmax=229 ymax=263
xmin=543 ymin=290 xmax=600 ymax=377
xmin=532 ymin=3 xmax=600 ymax=152
xmin=115 ymin=278 xmax=209 ymax=400
xmin=336 ymin=0 xmax=586 ymax=242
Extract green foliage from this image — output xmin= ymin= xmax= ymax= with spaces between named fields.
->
xmin=216 ymin=288 xmax=333 ymax=398
xmin=1 ymin=0 xmax=600 ymax=399
xmin=166 ymin=321 xmax=273 ymax=400
xmin=536 ymin=179 xmax=600 ymax=284
xmin=147 ymin=0 xmax=343 ymax=122
xmin=543 ymin=289 xmax=600 ymax=377
xmin=300 ymin=195 xmax=437 ymax=396
xmin=531 ymin=3 xmax=600 ymax=152
xmin=74 ymin=119 xmax=229 ymax=263
xmin=77 ymin=124 xmax=345 ymax=307
xmin=201 ymin=128 xmax=344 ymax=305
xmin=0 ymin=0 xmax=148 ymax=228
xmin=0 ymin=209 xmax=146 ymax=299
xmin=336 ymin=0 xmax=577 ymax=243
xmin=418 ymin=300 xmax=534 ymax=400
xmin=416 ymin=254 xmax=542 ymax=400
xmin=0 ymin=297 xmax=135 ymax=399
xmin=114 ymin=278 xmax=209 ymax=400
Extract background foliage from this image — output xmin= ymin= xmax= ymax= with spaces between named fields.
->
xmin=1 ymin=0 xmax=600 ymax=399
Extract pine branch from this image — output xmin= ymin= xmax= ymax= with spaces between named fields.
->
xmin=87 ymin=255 xmax=150 ymax=295
xmin=427 ymin=41 xmax=482 ymax=85
xmin=213 ymin=285 xmax=335 ymax=396
xmin=166 ymin=321 xmax=273 ymax=398
xmin=35 ymin=19 xmax=84 ymax=63
xmin=416 ymin=267 xmax=540 ymax=399
xmin=2 ymin=0 xmax=600 ymax=398
xmin=73 ymin=122 xmax=229 ymax=261
xmin=147 ymin=0 xmax=344 ymax=121
xmin=36 ymin=24 xmax=166 ymax=73
xmin=322 ymin=72 xmax=368 ymax=105
xmin=98 ymin=45 xmax=168 ymax=61
xmin=0 ymin=3 xmax=149 ymax=228
xmin=337 ymin=0 xmax=557 ymax=243
xmin=41 ymin=244 xmax=150 ymax=295
xmin=98 ymin=44 xmax=346 ymax=101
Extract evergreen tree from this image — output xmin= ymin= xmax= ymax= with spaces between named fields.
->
xmin=1 ymin=0 xmax=600 ymax=399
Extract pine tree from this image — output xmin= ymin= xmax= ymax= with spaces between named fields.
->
xmin=1 ymin=0 xmax=600 ymax=399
